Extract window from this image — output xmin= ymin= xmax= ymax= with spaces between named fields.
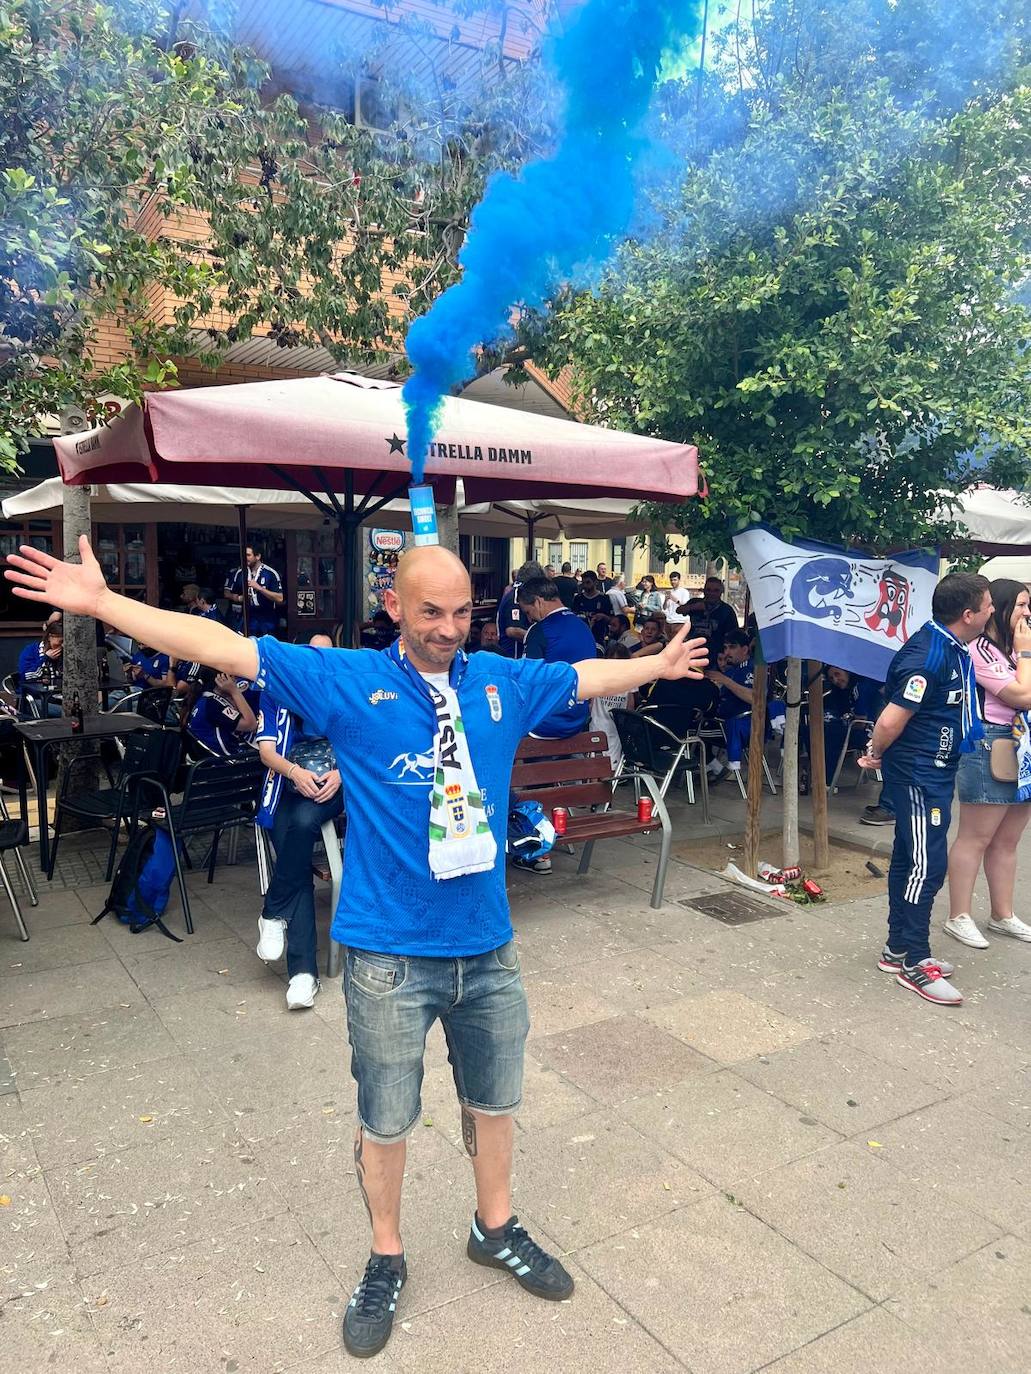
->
xmin=0 ymin=520 xmax=60 ymax=627
xmin=688 ymin=552 xmax=707 ymax=577
xmin=96 ymin=523 xmax=148 ymax=600
xmin=610 ymin=539 xmax=626 ymax=574
xmin=296 ymin=528 xmax=339 ymax=619
xmin=547 ymin=541 xmax=563 ymax=570
xmin=569 ymin=540 xmax=589 ymax=572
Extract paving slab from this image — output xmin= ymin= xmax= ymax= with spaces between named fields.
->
xmin=871 ymin=1096 xmax=1031 ymax=1231
xmin=88 ymin=1212 xmax=342 ymax=1373
xmin=760 ymin=1305 xmax=952 ymax=1374
xmin=0 ymin=956 xmax=143 ymax=1027
xmin=735 ymin=1034 xmax=948 ymax=1135
xmin=577 ymin=1193 xmax=871 ymax=1374
xmin=731 ymin=1138 xmax=1002 ymax=1300
xmin=294 ymin=1262 xmax=684 ymax=1374
xmin=2 ymin=885 xmax=93 ymax=934
xmin=618 ymin=1068 xmax=841 ymax=1189
xmin=0 ymin=1269 xmax=111 ymax=1372
xmin=528 ymin=1012 xmax=717 ymax=1107
xmin=1 ymin=1002 xmax=179 ymax=1090
xmin=642 ymin=988 xmax=817 ymax=1064
xmin=508 ymin=1105 xmax=712 ymax=1250
xmin=118 ymin=934 xmax=277 ymax=999
xmin=885 ymin=1235 xmax=1031 ymax=1372
xmin=46 ymin=1121 xmax=286 ymax=1279
xmin=564 ymin=945 xmax=713 ymax=1012
xmin=18 ymin=1054 xmax=229 ymax=1169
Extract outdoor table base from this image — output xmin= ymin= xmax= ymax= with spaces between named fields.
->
xmin=14 ymin=716 xmax=158 ymax=874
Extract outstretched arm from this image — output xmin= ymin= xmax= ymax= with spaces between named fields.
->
xmin=575 ymin=623 xmax=708 ymax=700
xmin=6 ymin=537 xmax=258 ymax=682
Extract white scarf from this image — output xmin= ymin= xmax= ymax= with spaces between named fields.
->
xmin=424 ymin=675 xmax=497 ymax=880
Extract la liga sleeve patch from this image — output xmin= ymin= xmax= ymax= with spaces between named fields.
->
xmin=902 ymin=674 xmax=927 ymax=704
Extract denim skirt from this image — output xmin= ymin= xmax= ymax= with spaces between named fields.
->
xmin=956 ymin=723 xmax=1021 ymax=805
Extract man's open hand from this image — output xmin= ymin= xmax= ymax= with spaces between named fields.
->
xmin=654 ymin=622 xmax=709 ymax=681
xmin=5 ymin=535 xmax=107 ymax=617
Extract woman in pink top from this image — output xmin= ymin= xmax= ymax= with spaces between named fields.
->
xmin=945 ymin=579 xmax=1031 ymax=947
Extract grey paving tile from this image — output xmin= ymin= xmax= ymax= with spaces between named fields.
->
xmin=150 ymin=975 xmax=306 ymax=1054
xmin=761 ymin=1306 xmax=951 ymax=1374
xmin=642 ymin=989 xmax=817 ymax=1064
xmin=89 ymin=1212 xmax=341 ymax=1373
xmin=619 ymin=1068 xmax=841 ymax=1188
xmin=0 ymin=921 xmax=118 ymax=976
xmin=18 ymin=1055 xmax=229 ymax=1169
xmin=1 ymin=886 xmax=92 ymax=933
xmin=955 ymin=1065 xmax=1031 ymax=1133
xmin=0 ymin=1271 xmax=110 ymax=1371
xmin=578 ymin=1193 xmax=870 ymax=1374
xmin=100 ymin=907 xmax=246 ymax=952
xmin=117 ymin=935 xmax=274 ymax=999
xmin=528 ymin=1013 xmax=717 ymax=1107
xmin=871 ymin=1097 xmax=1031 ymax=1230
xmin=735 ymin=1035 xmax=947 ymax=1135
xmin=565 ymin=946 xmax=711 ymax=1013
xmin=522 ymin=968 xmax=617 ymax=1037
xmin=46 ymin=1122 xmax=285 ymax=1279
xmin=885 ymin=1235 xmax=1031 ymax=1371
xmin=508 ymin=1106 xmax=712 ymax=1251
xmin=732 ymin=1138 xmax=1002 ymax=1301
xmin=837 ymin=1005 xmax=1031 ymax=1094
xmin=513 ymin=909 xmax=639 ymax=975
xmin=1 ymin=1003 xmax=179 ymax=1090
xmin=296 ymin=1262 xmax=684 ymax=1374
xmin=0 ymin=956 xmax=144 ymax=1027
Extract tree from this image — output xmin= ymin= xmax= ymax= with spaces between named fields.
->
xmin=524 ymin=0 xmax=1030 ymax=559
xmin=0 ymin=0 xmax=555 ymax=466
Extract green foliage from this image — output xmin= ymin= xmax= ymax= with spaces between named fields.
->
xmin=0 ymin=0 xmax=554 ymax=464
xmin=526 ymin=1 xmax=1031 ymax=558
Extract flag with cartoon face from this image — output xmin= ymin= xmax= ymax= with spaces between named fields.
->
xmin=733 ymin=526 xmax=939 ymax=681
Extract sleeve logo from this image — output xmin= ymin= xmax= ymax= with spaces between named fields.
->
xmin=902 ymin=674 xmax=927 ymax=703
xmin=485 ymin=685 xmax=503 ymax=721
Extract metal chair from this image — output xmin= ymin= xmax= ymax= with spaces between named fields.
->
xmin=829 ymin=717 xmax=881 ymax=793
xmin=615 ymin=706 xmax=711 ymax=823
xmin=47 ymin=727 xmax=184 ymax=882
xmin=0 ymin=717 xmax=38 ymax=940
xmin=137 ymin=753 xmax=265 ymax=934
xmin=722 ymin=714 xmax=779 ymax=798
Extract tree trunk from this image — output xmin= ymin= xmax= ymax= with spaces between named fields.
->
xmin=781 ymin=656 xmax=801 ymax=867
xmin=743 ymin=662 xmax=769 ymax=878
xmin=807 ymin=660 xmax=830 ymax=869
xmin=61 ymin=483 xmax=101 ymax=792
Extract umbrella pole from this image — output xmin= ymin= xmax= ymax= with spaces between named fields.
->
xmin=526 ymin=515 xmax=536 ymax=563
xmin=237 ymin=505 xmax=250 ymax=638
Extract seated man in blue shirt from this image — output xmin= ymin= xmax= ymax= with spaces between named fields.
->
xmin=515 ymin=578 xmax=597 ymax=739
xmin=18 ymin=619 xmax=63 ymax=714
xmin=184 ymin=669 xmax=259 ymax=759
xmin=703 ymin=630 xmax=756 ymax=777
xmin=7 ymin=536 xmax=708 ymax=1362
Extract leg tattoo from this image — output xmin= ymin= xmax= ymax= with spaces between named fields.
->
xmin=354 ymin=1128 xmax=372 ymax=1221
xmin=461 ymin=1105 xmax=478 ymax=1157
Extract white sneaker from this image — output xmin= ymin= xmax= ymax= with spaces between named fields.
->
xmin=987 ymin=914 xmax=1031 ymax=943
xmin=256 ymin=916 xmax=286 ymax=962
xmin=286 ymin=973 xmax=320 ymax=1009
xmin=942 ymin=914 xmax=989 ymax=949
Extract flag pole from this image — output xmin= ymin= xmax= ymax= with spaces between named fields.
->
xmin=743 ymin=661 xmax=769 ymax=879
xmin=807 ymin=661 xmax=830 ymax=868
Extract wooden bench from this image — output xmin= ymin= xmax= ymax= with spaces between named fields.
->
xmin=512 ymin=730 xmax=673 ymax=908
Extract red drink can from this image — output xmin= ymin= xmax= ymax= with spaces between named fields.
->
xmin=803 ymin=878 xmax=823 ymax=898
xmin=637 ymin=797 xmax=654 ymax=824
xmin=551 ymin=807 xmax=568 ymax=836
xmin=780 ymin=865 xmax=802 ymax=882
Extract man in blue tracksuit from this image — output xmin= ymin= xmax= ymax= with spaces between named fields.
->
xmin=516 ymin=577 xmax=597 ymax=738
xmin=861 ymin=573 xmax=993 ymax=1006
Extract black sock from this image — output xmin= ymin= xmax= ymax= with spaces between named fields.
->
xmin=477 ymin=1212 xmax=515 ymax=1239
xmin=371 ymin=1249 xmax=404 ymax=1269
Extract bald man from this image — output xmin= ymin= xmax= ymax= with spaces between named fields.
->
xmin=6 ymin=537 xmax=709 ymax=1361
xmin=255 ymin=633 xmax=343 ymax=1010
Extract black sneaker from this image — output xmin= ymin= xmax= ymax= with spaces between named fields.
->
xmin=467 ymin=1214 xmax=574 ymax=1301
xmin=343 ymin=1253 xmax=406 ymax=1359
xmin=860 ymin=805 xmax=894 ymax=826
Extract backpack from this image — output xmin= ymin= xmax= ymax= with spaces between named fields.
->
xmin=92 ymin=822 xmax=182 ymax=942
xmin=506 ymin=798 xmax=556 ymax=863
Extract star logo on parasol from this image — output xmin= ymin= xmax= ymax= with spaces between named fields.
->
xmin=386 ymin=433 xmax=406 ymax=455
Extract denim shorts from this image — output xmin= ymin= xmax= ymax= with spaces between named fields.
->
xmin=342 ymin=940 xmax=530 ymax=1143
xmin=956 ymin=723 xmax=1020 ymax=805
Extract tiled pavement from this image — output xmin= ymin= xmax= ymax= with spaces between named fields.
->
xmin=0 ymin=802 xmax=1028 ymax=1373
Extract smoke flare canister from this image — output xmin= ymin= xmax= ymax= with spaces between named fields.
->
xmin=551 ymin=807 xmax=568 ymax=836
xmin=409 ymin=484 xmax=439 ymax=546
xmin=637 ymin=797 xmax=654 ymax=825
xmin=780 ymin=865 xmax=802 ymax=882
xmin=803 ymin=879 xmax=823 ymax=898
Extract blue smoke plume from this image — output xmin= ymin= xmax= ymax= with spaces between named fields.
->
xmin=402 ymin=0 xmax=704 ymax=480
